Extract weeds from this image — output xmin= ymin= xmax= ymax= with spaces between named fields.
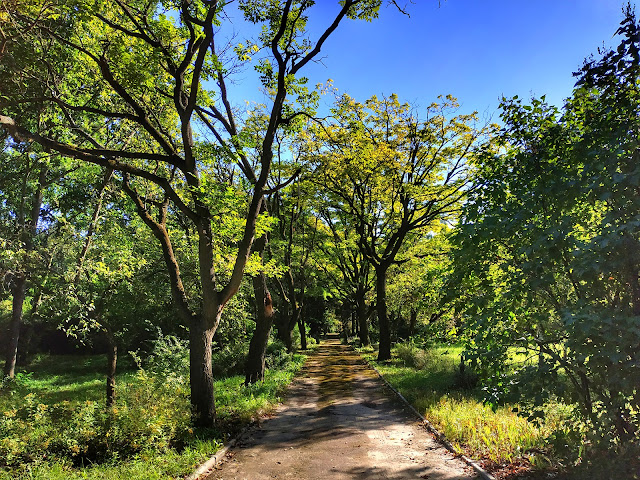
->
xmin=423 ymin=394 xmax=546 ymax=464
xmin=366 ymin=343 xmax=569 ymax=468
xmin=0 ymin=340 xmax=306 ymax=479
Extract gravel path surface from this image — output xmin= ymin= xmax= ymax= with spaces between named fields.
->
xmin=206 ymin=338 xmax=478 ymax=480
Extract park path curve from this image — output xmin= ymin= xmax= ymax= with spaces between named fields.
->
xmin=206 ymin=337 xmax=478 ymax=480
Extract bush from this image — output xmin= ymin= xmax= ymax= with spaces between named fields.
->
xmin=142 ymin=332 xmax=189 ymax=379
xmin=0 ymin=334 xmax=193 ymax=468
xmin=265 ymin=340 xmax=294 ymax=370
xmin=211 ymin=341 xmax=248 ymax=378
xmin=0 ymin=367 xmax=191 ymax=468
xmin=394 ymin=342 xmax=456 ymax=372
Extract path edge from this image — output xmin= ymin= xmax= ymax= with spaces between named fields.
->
xmin=185 ymin=347 xmax=318 ymax=479
xmin=185 ymin=422 xmax=252 ymax=480
xmin=361 ymin=353 xmax=497 ymax=480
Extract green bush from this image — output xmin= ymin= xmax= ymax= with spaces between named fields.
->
xmin=0 ymin=368 xmax=191 ymax=468
xmin=394 ymin=342 xmax=456 ymax=372
xmin=211 ymin=341 xmax=248 ymax=378
xmin=142 ymin=332 xmax=189 ymax=379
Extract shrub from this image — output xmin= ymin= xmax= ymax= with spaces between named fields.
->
xmin=142 ymin=332 xmax=189 ymax=379
xmin=0 ymin=367 xmax=191 ymax=468
xmin=394 ymin=342 xmax=456 ymax=372
xmin=211 ymin=341 xmax=248 ymax=378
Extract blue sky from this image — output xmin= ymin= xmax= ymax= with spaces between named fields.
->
xmin=223 ymin=0 xmax=637 ymax=119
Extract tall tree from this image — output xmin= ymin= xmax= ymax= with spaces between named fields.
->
xmin=0 ymin=144 xmax=79 ymax=378
xmin=450 ymin=7 xmax=640 ymax=443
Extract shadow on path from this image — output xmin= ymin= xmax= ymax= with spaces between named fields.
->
xmin=207 ymin=337 xmax=478 ymax=480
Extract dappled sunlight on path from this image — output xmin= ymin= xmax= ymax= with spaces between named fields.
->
xmin=206 ymin=337 xmax=478 ymax=480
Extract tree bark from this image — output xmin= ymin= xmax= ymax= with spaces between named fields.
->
xmin=356 ymin=287 xmax=370 ymax=346
xmin=298 ymin=313 xmax=307 ymax=350
xmin=351 ymin=310 xmax=357 ymax=338
xmin=3 ymin=166 xmax=45 ymax=379
xmin=409 ymin=308 xmax=417 ymax=337
xmin=3 ymin=273 xmax=26 ymax=379
xmin=190 ymin=316 xmax=217 ymax=427
xmin=245 ymin=274 xmax=274 ymax=384
xmin=105 ymin=328 xmax=117 ymax=407
xmin=376 ymin=265 xmax=391 ymax=361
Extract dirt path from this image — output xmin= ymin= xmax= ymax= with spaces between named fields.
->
xmin=206 ymin=338 xmax=478 ymax=480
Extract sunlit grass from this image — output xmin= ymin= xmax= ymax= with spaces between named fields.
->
xmin=0 ymin=351 xmax=306 ymax=480
xmin=364 ymin=343 xmax=550 ymax=466
xmin=422 ymin=395 xmax=545 ymax=464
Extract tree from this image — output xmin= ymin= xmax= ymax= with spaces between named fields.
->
xmin=0 ymin=0 xmax=383 ymax=426
xmin=309 ymin=93 xmax=489 ymax=360
xmin=316 ymin=203 xmax=373 ymax=346
xmin=0 ymin=143 xmax=80 ymax=378
xmin=386 ymin=233 xmax=452 ymax=340
xmin=450 ymin=6 xmax=640 ymax=443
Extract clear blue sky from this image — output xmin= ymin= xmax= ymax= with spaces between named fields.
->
xmin=223 ymin=0 xmax=637 ymax=119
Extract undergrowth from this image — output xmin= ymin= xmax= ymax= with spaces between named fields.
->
xmin=0 ymin=336 xmax=306 ymax=480
xmin=362 ymin=342 xmax=561 ymax=469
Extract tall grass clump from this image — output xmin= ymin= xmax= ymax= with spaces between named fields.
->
xmin=422 ymin=395 xmax=546 ymax=465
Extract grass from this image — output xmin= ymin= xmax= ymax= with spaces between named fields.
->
xmin=0 ymin=349 xmax=306 ymax=480
xmin=362 ymin=343 xmax=550 ymax=468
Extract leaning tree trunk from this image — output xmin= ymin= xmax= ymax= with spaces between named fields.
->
xmin=3 ymin=273 xmax=26 ymax=379
xmin=245 ymin=273 xmax=274 ymax=384
xmin=4 ymin=167 xmax=46 ymax=379
xmin=376 ymin=265 xmax=392 ymax=361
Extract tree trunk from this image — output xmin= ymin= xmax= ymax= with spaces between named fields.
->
xmin=356 ymin=288 xmax=370 ymax=346
xmin=298 ymin=313 xmax=307 ymax=350
xmin=190 ymin=317 xmax=217 ymax=427
xmin=409 ymin=308 xmax=417 ymax=337
xmin=106 ymin=329 xmax=117 ymax=407
xmin=3 ymin=273 xmax=26 ymax=379
xmin=376 ymin=266 xmax=391 ymax=361
xmin=276 ymin=314 xmax=293 ymax=351
xmin=4 ymin=166 xmax=45 ymax=379
xmin=341 ymin=302 xmax=350 ymax=343
xmin=351 ymin=310 xmax=357 ymax=338
xmin=245 ymin=274 xmax=274 ymax=384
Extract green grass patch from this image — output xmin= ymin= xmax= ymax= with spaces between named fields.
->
xmin=0 ymin=349 xmax=306 ymax=480
xmin=363 ymin=343 xmax=550 ymax=467
xmin=422 ymin=395 xmax=545 ymax=464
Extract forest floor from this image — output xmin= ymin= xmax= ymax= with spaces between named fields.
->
xmin=205 ymin=336 xmax=479 ymax=480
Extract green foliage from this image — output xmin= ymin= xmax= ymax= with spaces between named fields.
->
xmin=0 ymin=343 xmax=307 ymax=478
xmin=0 ymin=371 xmax=191 ymax=467
xmin=139 ymin=331 xmax=189 ymax=379
xmin=450 ymin=8 xmax=640 ymax=448
xmin=212 ymin=341 xmax=248 ymax=378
